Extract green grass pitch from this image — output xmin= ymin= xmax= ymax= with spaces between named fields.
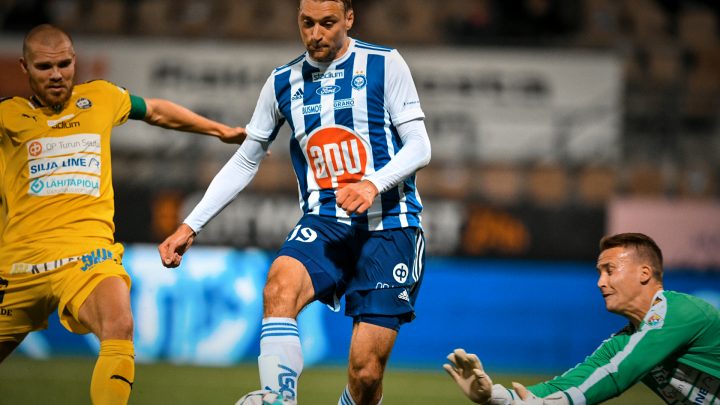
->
xmin=0 ymin=356 xmax=659 ymax=404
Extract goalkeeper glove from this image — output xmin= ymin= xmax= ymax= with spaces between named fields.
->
xmin=443 ymin=349 xmax=569 ymax=405
xmin=443 ymin=348 xmax=493 ymax=404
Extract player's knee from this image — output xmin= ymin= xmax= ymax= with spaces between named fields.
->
xmin=348 ymin=361 xmax=383 ymax=393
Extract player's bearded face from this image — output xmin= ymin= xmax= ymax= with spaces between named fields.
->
xmin=298 ymin=0 xmax=354 ymax=62
xmin=22 ymin=41 xmax=76 ymax=111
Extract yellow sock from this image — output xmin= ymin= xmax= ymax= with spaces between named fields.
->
xmin=90 ymin=339 xmax=135 ymax=405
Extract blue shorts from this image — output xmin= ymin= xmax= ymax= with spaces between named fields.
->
xmin=277 ymin=215 xmax=425 ymax=330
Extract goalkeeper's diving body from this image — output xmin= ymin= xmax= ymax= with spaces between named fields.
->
xmin=444 ymin=233 xmax=720 ymax=405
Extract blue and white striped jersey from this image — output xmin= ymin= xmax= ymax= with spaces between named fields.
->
xmin=246 ymin=38 xmax=425 ymax=231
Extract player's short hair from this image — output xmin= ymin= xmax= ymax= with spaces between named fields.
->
xmin=600 ymin=233 xmax=663 ymax=282
xmin=22 ymin=24 xmax=73 ymax=59
xmin=300 ymin=0 xmax=353 ymax=13
xmin=339 ymin=0 xmax=352 ymax=12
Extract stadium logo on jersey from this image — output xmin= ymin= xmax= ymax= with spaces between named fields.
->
xmin=306 ymin=125 xmax=368 ymax=190
xmin=76 ymin=98 xmax=92 ymax=109
xmin=291 ymin=88 xmax=304 ymax=101
xmin=316 ymin=85 xmax=341 ymax=96
xmin=393 ymin=263 xmax=409 ymax=283
xmin=46 ymin=114 xmax=75 ymax=127
xmin=52 ymin=120 xmax=80 ymax=129
xmin=312 ymin=70 xmax=344 ymax=82
xmin=351 ymin=74 xmax=367 ymax=90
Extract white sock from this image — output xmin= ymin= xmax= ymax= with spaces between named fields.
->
xmin=338 ymin=385 xmax=356 ymax=405
xmin=338 ymin=385 xmax=383 ymax=405
xmin=258 ymin=317 xmax=303 ymax=400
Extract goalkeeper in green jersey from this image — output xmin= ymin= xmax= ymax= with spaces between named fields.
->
xmin=444 ymin=232 xmax=720 ymax=405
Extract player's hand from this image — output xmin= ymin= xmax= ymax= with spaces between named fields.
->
xmin=443 ymin=348 xmax=492 ymax=404
xmin=158 ymin=223 xmax=196 ymax=268
xmin=335 ymin=180 xmax=378 ymax=215
xmin=218 ymin=126 xmax=247 ymax=145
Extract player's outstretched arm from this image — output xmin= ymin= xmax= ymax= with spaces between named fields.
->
xmin=158 ymin=223 xmax=196 ymax=268
xmin=443 ymin=348 xmax=493 ymax=404
xmin=143 ymin=98 xmax=247 ymax=144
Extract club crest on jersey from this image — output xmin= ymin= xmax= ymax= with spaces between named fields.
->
xmin=312 ymin=70 xmax=344 ymax=82
xmin=646 ymin=313 xmax=663 ymax=328
xmin=351 ymin=74 xmax=367 ymax=90
xmin=76 ymin=98 xmax=92 ymax=109
xmin=306 ymin=125 xmax=369 ymax=190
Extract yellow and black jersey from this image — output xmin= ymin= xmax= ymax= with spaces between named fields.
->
xmin=0 ymin=80 xmax=135 ymax=272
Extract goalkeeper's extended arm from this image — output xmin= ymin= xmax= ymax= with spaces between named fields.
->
xmin=443 ymin=348 xmax=570 ymax=405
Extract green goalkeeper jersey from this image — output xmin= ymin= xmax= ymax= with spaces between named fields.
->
xmin=528 ymin=290 xmax=720 ymax=405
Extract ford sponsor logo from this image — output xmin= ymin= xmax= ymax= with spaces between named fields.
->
xmin=316 ymin=85 xmax=341 ymax=96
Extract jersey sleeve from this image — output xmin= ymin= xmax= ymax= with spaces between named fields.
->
xmin=528 ymin=334 xmax=629 ymax=402
xmin=93 ymin=80 xmax=133 ymax=127
xmin=529 ymin=293 xmax=707 ymax=405
xmin=183 ymin=138 xmax=268 ymax=232
xmin=385 ymin=50 xmax=424 ymax=126
xmin=245 ymin=74 xmax=285 ymax=143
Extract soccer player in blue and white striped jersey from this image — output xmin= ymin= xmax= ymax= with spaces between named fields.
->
xmin=159 ymin=1 xmax=431 ymax=404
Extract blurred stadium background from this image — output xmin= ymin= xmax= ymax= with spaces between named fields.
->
xmin=1 ymin=0 xmax=720 ymax=403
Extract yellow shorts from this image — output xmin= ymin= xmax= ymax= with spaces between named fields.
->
xmin=0 ymin=246 xmax=131 ymax=342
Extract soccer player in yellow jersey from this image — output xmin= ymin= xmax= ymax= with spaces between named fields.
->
xmin=0 ymin=24 xmax=246 ymax=405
